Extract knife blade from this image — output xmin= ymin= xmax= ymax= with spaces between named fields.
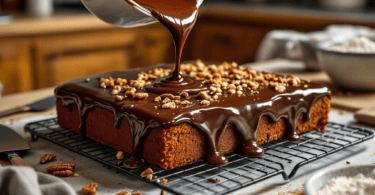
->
xmin=0 ymin=124 xmax=32 ymax=168
xmin=0 ymin=96 xmax=55 ymax=118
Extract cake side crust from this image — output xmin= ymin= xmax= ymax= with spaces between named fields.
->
xmin=56 ymin=96 xmax=330 ymax=169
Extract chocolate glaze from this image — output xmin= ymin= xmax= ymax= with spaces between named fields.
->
xmin=55 ymin=63 xmax=331 ymax=169
xmin=129 ymin=0 xmax=206 ymax=94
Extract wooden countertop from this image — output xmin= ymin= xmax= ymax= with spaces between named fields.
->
xmin=0 ymin=87 xmax=55 ymax=123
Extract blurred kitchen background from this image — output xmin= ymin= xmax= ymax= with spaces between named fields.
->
xmin=0 ymin=0 xmax=375 ymax=95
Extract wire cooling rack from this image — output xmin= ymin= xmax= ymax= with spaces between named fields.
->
xmin=25 ymin=119 xmax=373 ymax=195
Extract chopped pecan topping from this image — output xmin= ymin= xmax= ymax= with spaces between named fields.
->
xmin=198 ymin=91 xmax=210 ymax=100
xmin=99 ymin=60 xmax=304 ymax=104
xmin=228 ymin=89 xmax=236 ymax=94
xmin=82 ymin=182 xmax=99 ymax=195
xmin=114 ymin=85 xmax=122 ymax=92
xmin=161 ymin=93 xmax=175 ymax=100
xmin=134 ymin=93 xmax=149 ymax=100
xmin=154 ymin=96 xmax=162 ymax=102
xmin=162 ymin=102 xmax=176 ymax=109
xmin=162 ymin=97 xmax=171 ymax=104
xmin=125 ymin=90 xmax=135 ymax=97
xmin=100 ymin=82 xmax=106 ymax=89
xmin=180 ymin=91 xmax=189 ymax=98
xmin=181 ymin=100 xmax=191 ymax=105
xmin=115 ymin=95 xmax=124 ymax=101
xmin=201 ymin=100 xmax=210 ymax=105
xmin=107 ymin=80 xmax=115 ymax=87
xmin=111 ymin=89 xmax=119 ymax=95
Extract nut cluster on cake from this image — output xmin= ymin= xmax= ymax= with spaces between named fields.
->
xmin=90 ymin=60 xmax=306 ymax=108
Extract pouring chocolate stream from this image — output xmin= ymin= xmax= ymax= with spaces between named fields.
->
xmin=129 ymin=0 xmax=207 ymax=94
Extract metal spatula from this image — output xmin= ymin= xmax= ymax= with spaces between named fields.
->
xmin=0 ymin=96 xmax=55 ymax=118
xmin=0 ymin=124 xmax=32 ymax=167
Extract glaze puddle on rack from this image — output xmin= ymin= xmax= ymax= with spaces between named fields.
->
xmin=25 ymin=119 xmax=373 ymax=195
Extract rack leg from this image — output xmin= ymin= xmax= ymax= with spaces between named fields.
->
xmin=31 ymin=134 xmax=39 ymax=141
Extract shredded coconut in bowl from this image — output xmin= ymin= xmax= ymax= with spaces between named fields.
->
xmin=328 ymin=37 xmax=375 ymax=53
xmin=316 ymin=169 xmax=375 ymax=195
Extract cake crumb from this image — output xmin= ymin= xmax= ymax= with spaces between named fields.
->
xmin=339 ymin=110 xmax=346 ymax=115
xmin=146 ymin=174 xmax=153 ymax=180
xmin=319 ymin=129 xmax=326 ymax=134
xmin=161 ymin=190 xmax=166 ymax=195
xmin=116 ymin=151 xmax=124 ymax=160
xmin=207 ymin=178 xmax=220 ymax=183
xmin=140 ymin=168 xmax=153 ymax=176
xmin=346 ymin=161 xmax=350 ymax=164
xmin=73 ymin=174 xmax=79 ymax=177
xmin=160 ymin=178 xmax=168 ymax=184
xmin=85 ymin=78 xmax=90 ymax=82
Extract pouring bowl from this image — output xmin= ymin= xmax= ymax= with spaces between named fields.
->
xmin=81 ymin=0 xmax=204 ymax=28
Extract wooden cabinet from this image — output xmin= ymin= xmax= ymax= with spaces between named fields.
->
xmin=0 ymin=39 xmax=33 ymax=95
xmin=189 ymin=22 xmax=267 ymax=64
xmin=0 ymin=24 xmax=173 ymax=95
xmin=132 ymin=26 xmax=174 ymax=67
xmin=49 ymin=49 xmax=130 ymax=86
xmin=33 ymin=29 xmax=136 ymax=88
xmin=32 ymin=25 xmax=173 ymax=89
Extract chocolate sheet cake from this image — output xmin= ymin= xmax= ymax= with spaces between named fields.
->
xmin=55 ymin=60 xmax=331 ymax=169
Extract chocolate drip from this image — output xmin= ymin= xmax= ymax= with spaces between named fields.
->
xmin=55 ymin=64 xmax=331 ymax=169
xmin=123 ymin=156 xmax=145 ymax=170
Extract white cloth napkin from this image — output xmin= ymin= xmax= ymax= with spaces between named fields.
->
xmin=0 ymin=165 xmax=76 ymax=195
xmin=255 ymin=25 xmax=375 ymax=71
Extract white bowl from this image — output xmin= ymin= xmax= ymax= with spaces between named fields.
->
xmin=316 ymin=40 xmax=375 ymax=91
xmin=305 ymin=164 xmax=375 ymax=195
